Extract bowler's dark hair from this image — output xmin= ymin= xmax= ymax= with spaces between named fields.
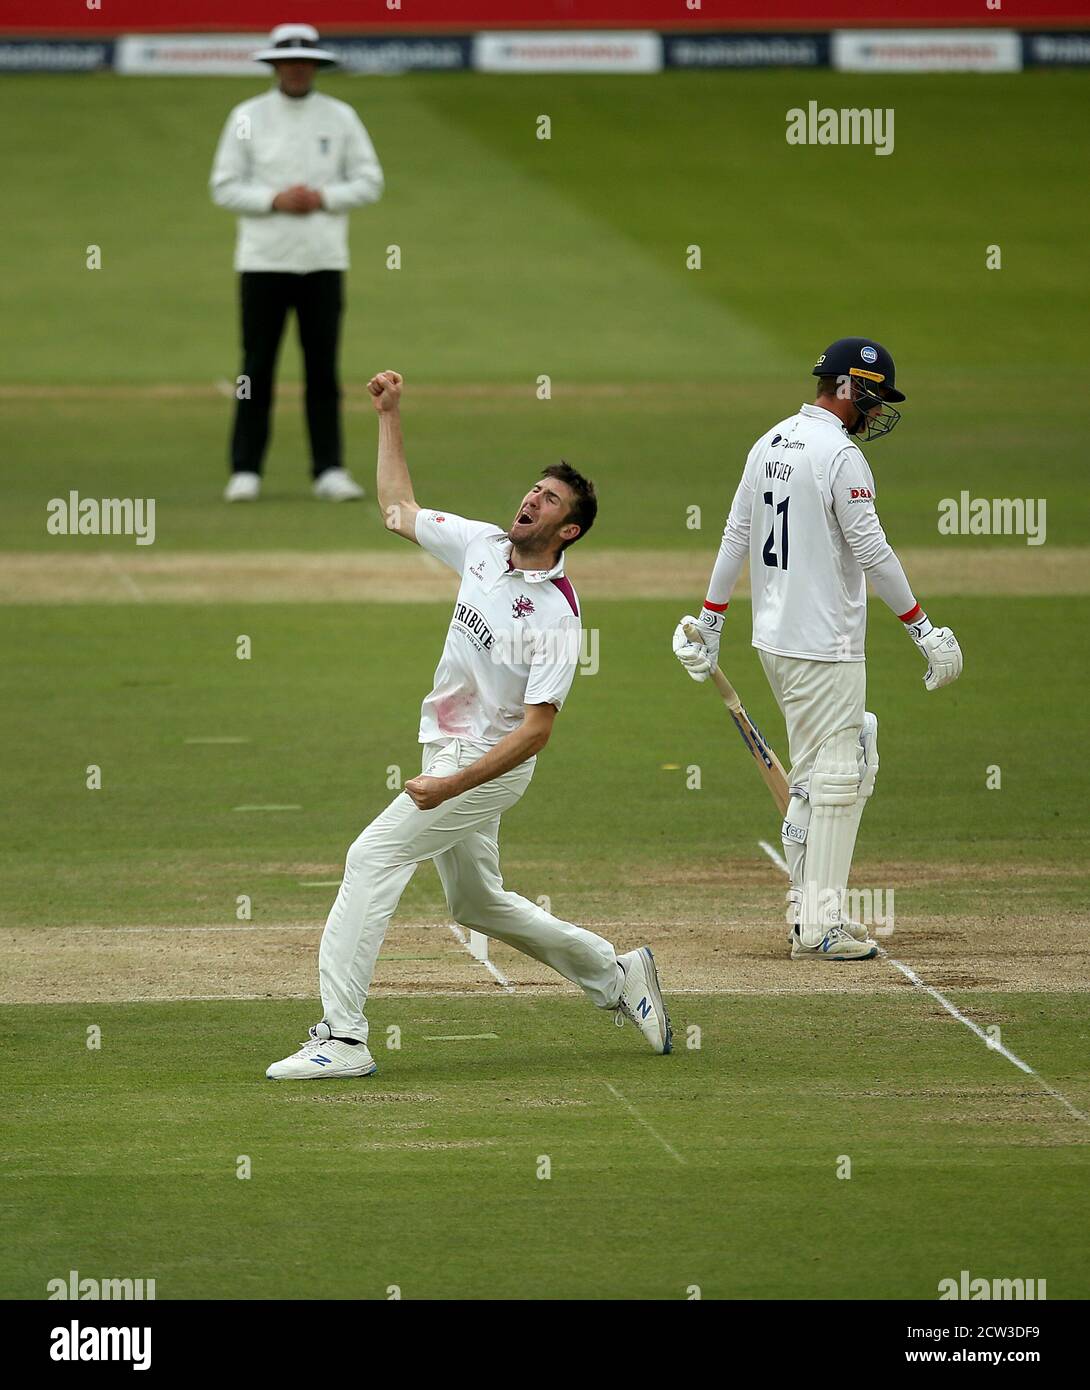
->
xmin=543 ymin=461 xmax=597 ymax=549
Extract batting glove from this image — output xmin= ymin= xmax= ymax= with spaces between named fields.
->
xmin=905 ymin=612 xmax=964 ymax=691
xmin=672 ymin=608 xmax=724 ymax=682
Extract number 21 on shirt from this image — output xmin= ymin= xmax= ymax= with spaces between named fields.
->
xmin=762 ymin=492 xmax=789 ymax=570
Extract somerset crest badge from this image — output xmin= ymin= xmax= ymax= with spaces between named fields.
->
xmin=512 ymin=594 xmax=535 ymax=618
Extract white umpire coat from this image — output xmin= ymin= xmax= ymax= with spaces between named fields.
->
xmin=210 ymin=88 xmax=384 ymax=273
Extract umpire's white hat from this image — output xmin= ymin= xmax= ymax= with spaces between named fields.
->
xmin=254 ymin=23 xmax=337 ymax=66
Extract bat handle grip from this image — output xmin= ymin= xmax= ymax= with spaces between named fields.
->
xmin=683 ymin=621 xmax=708 ymax=650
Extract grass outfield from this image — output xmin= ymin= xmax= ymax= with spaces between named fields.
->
xmin=2 ymin=994 xmax=1088 ymax=1300
xmin=5 ymin=72 xmax=1088 ymax=385
xmin=3 ymin=65 xmax=1088 ymax=1301
xmin=2 ymin=70 xmax=1089 ymax=549
xmin=1 ymin=597 xmax=1087 ymax=934
xmin=2 ymin=594 xmax=1088 ymax=1299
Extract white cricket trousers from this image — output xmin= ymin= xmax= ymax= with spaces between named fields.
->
xmin=758 ymin=653 xmax=866 ymax=793
xmin=318 ymin=738 xmax=623 ymax=1043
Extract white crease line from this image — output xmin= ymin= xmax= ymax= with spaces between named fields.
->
xmin=423 ymin=1033 xmax=500 ymax=1042
xmin=58 ymin=923 xmax=322 ymax=935
xmin=604 ymin=1082 xmax=685 ymax=1165
xmin=447 ymin=923 xmax=515 ymax=992
xmin=100 ymin=552 xmax=144 ymax=603
xmin=757 ymin=840 xmax=1089 ymax=1125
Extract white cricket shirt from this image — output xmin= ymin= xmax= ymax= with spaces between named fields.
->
xmin=414 ymin=511 xmax=583 ymax=747
xmin=707 ymin=403 xmax=915 ymax=662
xmin=209 ymin=88 xmax=384 ymax=273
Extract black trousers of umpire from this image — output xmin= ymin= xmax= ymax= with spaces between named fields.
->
xmin=230 ymin=270 xmax=343 ymax=478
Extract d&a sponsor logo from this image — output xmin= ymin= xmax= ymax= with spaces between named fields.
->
xmin=848 ymin=486 xmax=875 ymax=503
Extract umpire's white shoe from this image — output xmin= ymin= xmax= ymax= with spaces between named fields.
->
xmin=266 ymin=1023 xmax=377 ymax=1080
xmin=224 ymin=471 xmax=261 ymax=502
xmin=615 ymin=947 xmax=672 ymax=1054
xmin=312 ymin=467 xmax=365 ymax=501
xmin=790 ymin=925 xmax=877 ymax=962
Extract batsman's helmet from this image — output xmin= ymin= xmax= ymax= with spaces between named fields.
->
xmin=812 ymin=337 xmax=905 ymax=441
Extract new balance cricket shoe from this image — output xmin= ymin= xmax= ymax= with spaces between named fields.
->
xmin=790 ymin=925 xmax=877 ymax=962
xmin=266 ymin=1023 xmax=377 ymax=1080
xmin=615 ymin=947 xmax=672 ymax=1054
xmin=224 ymin=471 xmax=261 ymax=502
xmin=312 ymin=467 xmax=365 ymax=501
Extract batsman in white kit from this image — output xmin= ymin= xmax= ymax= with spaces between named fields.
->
xmin=674 ymin=338 xmax=964 ymax=961
xmin=268 ymin=370 xmax=671 ymax=1078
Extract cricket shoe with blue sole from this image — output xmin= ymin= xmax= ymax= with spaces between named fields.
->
xmin=614 ymin=947 xmax=672 ymax=1053
xmin=785 ymin=889 xmax=870 ymax=946
xmin=790 ymin=925 xmax=877 ymax=962
xmin=266 ymin=1022 xmax=378 ymax=1080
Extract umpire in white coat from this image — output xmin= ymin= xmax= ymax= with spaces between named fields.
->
xmin=210 ymin=23 xmax=384 ymax=503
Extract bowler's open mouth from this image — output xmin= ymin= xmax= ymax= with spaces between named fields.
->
xmin=516 ymin=512 xmax=533 ymax=525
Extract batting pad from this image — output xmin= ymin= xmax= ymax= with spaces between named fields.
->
xmin=780 ymin=795 xmax=810 ymax=892
xmin=798 ymin=728 xmax=863 ymax=945
xmin=846 ymin=710 xmax=879 ymax=829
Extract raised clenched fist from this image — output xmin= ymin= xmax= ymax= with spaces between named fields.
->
xmin=367 ymin=370 xmax=403 ymax=413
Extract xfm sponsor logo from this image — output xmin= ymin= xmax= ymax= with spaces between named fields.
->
xmin=46 ymin=492 xmax=156 ymax=545
xmin=937 ymin=492 xmax=1046 ymax=546
xmin=785 ymin=100 xmax=894 ymax=156
xmin=49 ymin=1321 xmax=152 ymax=1371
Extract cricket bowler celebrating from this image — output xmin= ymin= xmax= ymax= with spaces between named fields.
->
xmin=673 ymin=338 xmax=963 ymax=962
xmin=268 ymin=370 xmax=671 ymax=1078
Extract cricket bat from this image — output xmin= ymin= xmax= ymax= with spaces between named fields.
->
xmin=684 ymin=623 xmax=791 ymax=816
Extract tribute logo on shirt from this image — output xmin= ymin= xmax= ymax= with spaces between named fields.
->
xmin=452 ymin=601 xmax=495 ymax=652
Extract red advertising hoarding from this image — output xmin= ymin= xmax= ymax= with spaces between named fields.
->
xmin=2 ymin=1 xmax=1086 ymax=35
